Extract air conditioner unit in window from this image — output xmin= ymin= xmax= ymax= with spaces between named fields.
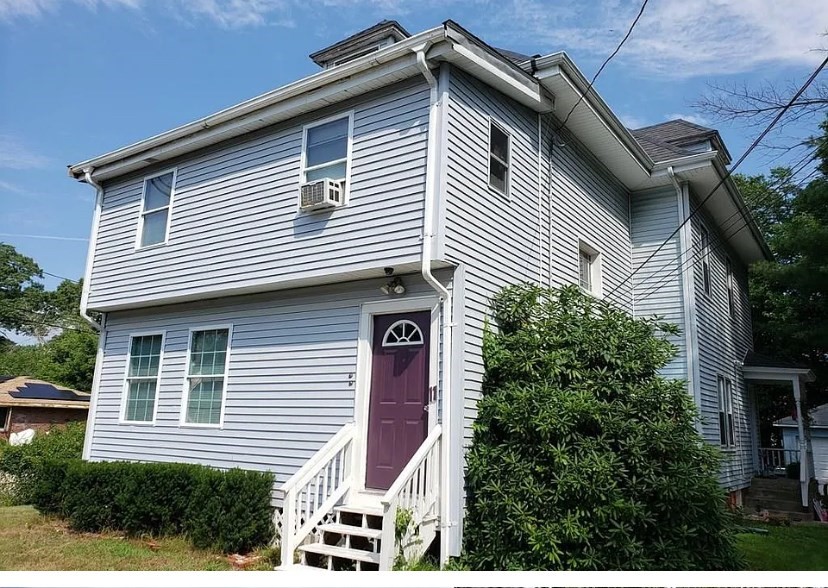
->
xmin=299 ymin=178 xmax=343 ymax=211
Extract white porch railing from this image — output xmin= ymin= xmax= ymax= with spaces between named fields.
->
xmin=379 ymin=424 xmax=442 ymax=570
xmin=280 ymin=422 xmax=356 ymax=567
xmin=759 ymin=447 xmax=799 ymax=472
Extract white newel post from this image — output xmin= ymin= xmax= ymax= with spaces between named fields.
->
xmin=792 ymin=377 xmax=809 ymax=508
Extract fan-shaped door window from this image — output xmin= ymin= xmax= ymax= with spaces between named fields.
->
xmin=382 ymin=319 xmax=424 ymax=347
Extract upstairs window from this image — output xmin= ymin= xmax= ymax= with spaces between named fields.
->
xmin=488 ymin=120 xmax=510 ymax=196
xmin=122 ymin=333 xmax=164 ymax=423
xmin=138 ymin=170 xmax=175 ymax=248
xmin=726 ymin=257 xmax=735 ymax=318
xmin=182 ymin=327 xmax=231 ymax=426
xmin=578 ymin=241 xmax=602 ymax=297
xmin=717 ymin=375 xmax=735 ymax=448
xmin=699 ymin=225 xmax=711 ymax=295
xmin=302 ymin=115 xmax=352 ymax=185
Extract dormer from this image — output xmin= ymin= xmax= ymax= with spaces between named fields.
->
xmin=309 ymin=20 xmax=411 ymax=69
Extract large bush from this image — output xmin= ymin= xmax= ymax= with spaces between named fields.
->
xmin=32 ymin=459 xmax=274 ymax=554
xmin=0 ymin=422 xmax=85 ymax=504
xmin=463 ymin=284 xmax=741 ymax=570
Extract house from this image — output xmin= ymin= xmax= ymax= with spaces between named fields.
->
xmin=67 ymin=20 xmax=788 ymax=569
xmin=0 ymin=376 xmax=90 ymax=437
xmin=776 ymin=402 xmax=828 ymax=487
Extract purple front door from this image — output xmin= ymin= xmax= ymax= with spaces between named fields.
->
xmin=365 ymin=311 xmax=431 ymax=490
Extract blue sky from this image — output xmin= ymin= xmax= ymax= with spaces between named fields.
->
xmin=1 ymin=0 xmax=826 ymax=292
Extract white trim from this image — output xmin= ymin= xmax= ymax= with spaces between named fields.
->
xmin=677 ymin=182 xmax=701 ymax=408
xmin=486 ymin=116 xmax=511 ymax=199
xmin=577 ymin=238 xmax=603 ymax=298
xmin=119 ymin=330 xmax=166 ymax=426
xmin=352 ymin=295 xmax=439 ymax=494
xmin=82 ymin=319 xmax=107 ymax=460
xmin=298 ymin=111 xmax=354 ymax=208
xmin=135 ymin=167 xmax=177 ymax=251
xmin=179 ymin=323 xmax=233 ymax=429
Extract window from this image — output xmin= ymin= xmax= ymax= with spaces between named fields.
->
xmin=488 ymin=120 xmax=510 ymax=195
xmin=0 ymin=407 xmax=9 ymax=432
xmin=122 ymin=333 xmax=164 ymax=423
xmin=718 ymin=375 xmax=735 ymax=447
xmin=382 ymin=320 xmax=424 ymax=347
xmin=578 ymin=241 xmax=601 ymax=296
xmin=699 ymin=225 xmax=711 ymax=295
xmin=138 ymin=170 xmax=175 ymax=248
xmin=302 ymin=115 xmax=352 ymax=186
xmin=183 ymin=327 xmax=230 ymax=426
xmin=726 ymin=257 xmax=735 ymax=318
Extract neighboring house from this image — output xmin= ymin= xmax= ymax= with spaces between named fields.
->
xmin=776 ymin=403 xmax=828 ymax=487
xmin=67 ymin=20 xmax=789 ymax=569
xmin=0 ymin=376 xmax=90 ymax=437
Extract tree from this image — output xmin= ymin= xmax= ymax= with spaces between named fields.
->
xmin=0 ymin=243 xmax=47 ymax=337
xmin=463 ymin=284 xmax=740 ymax=570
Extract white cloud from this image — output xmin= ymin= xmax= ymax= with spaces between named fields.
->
xmin=476 ymin=0 xmax=828 ymax=77
xmin=0 ymin=0 xmax=140 ymax=20
xmin=664 ymin=113 xmax=709 ymax=126
xmin=618 ymin=113 xmax=650 ymax=129
xmin=0 ymin=135 xmax=50 ymax=169
xmin=0 ymin=179 xmax=24 ymax=193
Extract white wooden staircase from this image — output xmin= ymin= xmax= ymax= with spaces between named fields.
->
xmin=278 ymin=423 xmax=442 ymax=571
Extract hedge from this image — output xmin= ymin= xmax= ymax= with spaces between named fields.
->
xmin=32 ymin=459 xmax=275 ymax=554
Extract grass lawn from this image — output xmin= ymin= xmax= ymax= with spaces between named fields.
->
xmin=0 ymin=506 xmax=275 ymax=571
xmin=737 ymin=522 xmax=828 ymax=570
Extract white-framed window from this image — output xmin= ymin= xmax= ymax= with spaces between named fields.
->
xmin=578 ymin=240 xmax=602 ymax=297
xmin=121 ymin=332 xmax=164 ymax=424
xmin=181 ymin=326 xmax=231 ymax=427
xmin=725 ymin=257 xmax=735 ymax=318
xmin=718 ymin=375 xmax=735 ymax=448
xmin=300 ymin=113 xmax=353 ymax=195
xmin=488 ymin=119 xmax=510 ymax=196
xmin=137 ymin=169 xmax=176 ymax=249
xmin=382 ymin=320 xmax=425 ymax=347
xmin=699 ymin=225 xmax=711 ymax=296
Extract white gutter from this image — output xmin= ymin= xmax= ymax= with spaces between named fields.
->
xmin=79 ymin=168 xmax=103 ymax=331
xmin=414 ymin=44 xmax=454 ymax=564
xmin=668 ymin=166 xmax=701 ymax=415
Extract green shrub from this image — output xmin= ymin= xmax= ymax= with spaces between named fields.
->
xmin=786 ymin=461 xmax=800 ymax=480
xmin=463 ymin=284 xmax=742 ymax=570
xmin=31 ymin=459 xmax=274 ymax=553
xmin=0 ymin=422 xmax=85 ymax=504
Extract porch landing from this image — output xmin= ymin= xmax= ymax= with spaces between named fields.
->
xmin=744 ymin=477 xmax=811 ymax=522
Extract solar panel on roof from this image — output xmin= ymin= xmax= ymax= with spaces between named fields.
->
xmin=9 ymin=383 xmax=85 ymax=402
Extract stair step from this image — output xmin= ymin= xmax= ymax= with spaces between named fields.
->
xmin=318 ymin=523 xmax=382 ymax=540
xmin=299 ymin=542 xmax=381 ymax=564
xmin=334 ymin=504 xmax=383 ymax=518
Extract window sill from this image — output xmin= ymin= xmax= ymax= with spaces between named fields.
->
xmin=179 ymin=421 xmax=223 ymax=429
xmin=119 ymin=420 xmax=157 ymax=426
xmin=487 ymin=184 xmax=510 ymax=202
xmin=135 ymin=241 xmax=168 ymax=253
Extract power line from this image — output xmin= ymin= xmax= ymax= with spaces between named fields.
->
xmin=554 ymin=0 xmax=650 ymax=132
xmin=633 ymin=152 xmax=817 ymax=303
xmin=606 ymin=52 xmax=828 ymax=301
xmin=636 ymin=168 xmax=821 ymax=306
xmin=42 ymin=270 xmax=79 ymax=284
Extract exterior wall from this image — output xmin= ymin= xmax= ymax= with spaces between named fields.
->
xmin=690 ymin=198 xmax=755 ymax=490
xmin=442 ymin=68 xmax=632 ymax=448
xmin=629 ymin=187 xmax=687 ymax=381
xmin=88 ymin=79 xmax=430 ymax=310
xmin=4 ymin=407 xmax=88 ymax=436
xmin=87 ymin=274 xmax=448 ymax=502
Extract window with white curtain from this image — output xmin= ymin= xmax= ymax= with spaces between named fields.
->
xmin=183 ymin=327 xmax=230 ymax=426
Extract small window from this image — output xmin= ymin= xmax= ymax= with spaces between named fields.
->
xmin=699 ymin=225 xmax=711 ymax=295
xmin=488 ymin=121 xmax=510 ymax=195
xmin=123 ymin=333 xmax=164 ymax=423
xmin=718 ymin=375 xmax=735 ymax=447
xmin=578 ymin=241 xmax=601 ymax=296
xmin=302 ymin=115 xmax=351 ymax=185
xmin=382 ymin=320 xmax=424 ymax=347
xmin=138 ymin=170 xmax=175 ymax=248
xmin=0 ymin=407 xmax=9 ymax=432
xmin=183 ymin=327 xmax=230 ymax=426
xmin=726 ymin=257 xmax=735 ymax=318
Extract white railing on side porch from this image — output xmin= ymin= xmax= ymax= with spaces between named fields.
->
xmin=280 ymin=422 xmax=356 ymax=567
xmin=379 ymin=424 xmax=442 ymax=570
xmin=759 ymin=447 xmax=799 ymax=472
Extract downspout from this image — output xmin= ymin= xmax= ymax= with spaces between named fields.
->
xmin=414 ymin=44 xmax=455 ymax=564
xmin=668 ymin=166 xmax=702 ymax=421
xmin=80 ymin=168 xmax=103 ymax=331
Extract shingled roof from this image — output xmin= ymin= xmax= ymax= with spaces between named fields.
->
xmin=0 ymin=377 xmax=90 ymax=409
xmin=630 ymin=119 xmax=731 ymax=164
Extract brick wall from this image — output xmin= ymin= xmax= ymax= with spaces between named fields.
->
xmin=3 ymin=407 xmax=88 ymax=437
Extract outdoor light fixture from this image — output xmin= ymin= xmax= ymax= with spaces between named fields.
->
xmin=380 ymin=276 xmax=406 ymax=296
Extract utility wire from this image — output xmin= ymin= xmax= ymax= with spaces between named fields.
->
xmin=636 ymin=168 xmax=820 ymax=306
xmin=606 ymin=52 xmax=828 ymax=301
xmin=42 ymin=270 xmax=79 ymax=284
xmin=553 ymin=0 xmax=650 ymax=132
xmin=634 ymin=152 xmax=817 ymax=303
